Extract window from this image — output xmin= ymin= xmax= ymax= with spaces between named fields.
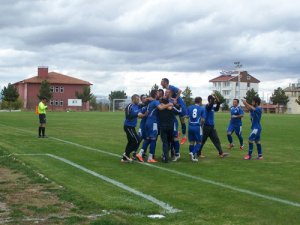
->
xmin=55 ymin=86 xmax=59 ymax=93
xmin=50 ymin=100 xmax=54 ymax=105
xmin=247 ymin=83 xmax=250 ymax=88
xmin=60 ymin=86 xmax=64 ymax=93
xmin=247 ymin=75 xmax=251 ymax=80
xmin=55 ymin=100 xmax=59 ymax=106
xmin=50 ymin=86 xmax=54 ymax=93
xmin=224 ymin=82 xmax=230 ymax=87
xmin=60 ymin=100 xmax=63 ymax=106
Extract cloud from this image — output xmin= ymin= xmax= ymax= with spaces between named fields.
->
xmin=0 ymin=0 xmax=300 ymax=97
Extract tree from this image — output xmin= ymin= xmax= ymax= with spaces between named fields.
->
xmin=213 ymin=90 xmax=225 ymax=105
xmin=75 ymin=86 xmax=93 ymax=103
xmin=38 ymin=80 xmax=52 ymax=100
xmin=296 ymin=96 xmax=300 ymax=105
xmin=109 ymin=90 xmax=127 ymax=110
xmin=1 ymin=83 xmax=19 ymax=110
xmin=148 ymin=84 xmax=159 ymax=96
xmin=245 ymin=88 xmax=259 ymax=104
xmin=270 ymin=87 xmax=289 ymax=106
xmin=182 ymin=86 xmax=193 ymax=107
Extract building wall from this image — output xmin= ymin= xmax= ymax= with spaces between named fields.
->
xmin=16 ymin=83 xmax=90 ymax=111
xmin=286 ymin=91 xmax=300 ymax=114
xmin=211 ymin=81 xmax=259 ymax=105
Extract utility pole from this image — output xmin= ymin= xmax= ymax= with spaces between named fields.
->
xmin=234 ymin=61 xmax=242 ymax=100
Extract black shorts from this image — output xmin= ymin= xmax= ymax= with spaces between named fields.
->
xmin=39 ymin=114 xmax=46 ymax=124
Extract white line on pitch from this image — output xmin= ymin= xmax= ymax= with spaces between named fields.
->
xmin=4 ymin=152 xmax=180 ymax=214
xmin=46 ymin=154 xmax=180 ymax=214
xmin=1 ymin=124 xmax=300 ymax=208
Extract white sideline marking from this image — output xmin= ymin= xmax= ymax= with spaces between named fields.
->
xmin=1 ymin=124 xmax=300 ymax=208
xmin=46 ymin=154 xmax=180 ymax=214
xmin=4 ymin=152 xmax=180 ymax=214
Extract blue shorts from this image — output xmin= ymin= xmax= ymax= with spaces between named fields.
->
xmin=138 ymin=123 xmax=146 ymax=140
xmin=249 ymin=128 xmax=261 ymax=142
xmin=188 ymin=125 xmax=202 ymax=142
xmin=173 ymin=119 xmax=179 ymax=138
xmin=227 ymin=124 xmax=242 ymax=136
xmin=145 ymin=121 xmax=158 ymax=139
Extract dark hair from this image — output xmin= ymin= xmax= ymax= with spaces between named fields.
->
xmin=131 ymin=94 xmax=139 ymax=101
xmin=140 ymin=94 xmax=145 ymax=101
xmin=208 ymin=95 xmax=215 ymax=102
xmin=253 ymin=96 xmax=261 ymax=105
xmin=194 ymin=97 xmax=202 ymax=104
xmin=42 ymin=96 xmax=47 ymax=100
xmin=161 ymin=78 xmax=169 ymax=84
xmin=160 ymin=98 xmax=169 ymax=104
xmin=150 ymin=90 xmax=157 ymax=98
xmin=233 ymin=98 xmax=239 ymax=104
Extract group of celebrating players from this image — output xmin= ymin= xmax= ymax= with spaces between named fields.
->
xmin=122 ymin=78 xmax=263 ymax=163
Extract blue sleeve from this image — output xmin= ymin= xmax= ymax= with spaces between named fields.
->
xmin=239 ymin=107 xmax=244 ymax=115
xmin=201 ymin=108 xmax=206 ymax=118
xmin=169 ymin=85 xmax=179 ymax=94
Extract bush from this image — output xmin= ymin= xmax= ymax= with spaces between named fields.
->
xmin=0 ymin=98 xmax=23 ymax=110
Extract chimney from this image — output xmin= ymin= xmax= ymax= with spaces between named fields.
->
xmin=38 ymin=66 xmax=48 ymax=79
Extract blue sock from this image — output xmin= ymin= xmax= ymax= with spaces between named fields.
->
xmin=256 ymin=143 xmax=262 ymax=156
xmin=193 ymin=143 xmax=201 ymax=155
xmin=174 ymin=140 xmax=180 ymax=155
xmin=238 ymin=134 xmax=243 ymax=146
xmin=249 ymin=142 xmax=253 ymax=156
xmin=189 ymin=145 xmax=194 ymax=153
xmin=149 ymin=140 xmax=156 ymax=155
xmin=142 ymin=139 xmax=150 ymax=153
xmin=182 ymin=123 xmax=186 ymax=136
xmin=227 ymin=134 xmax=233 ymax=144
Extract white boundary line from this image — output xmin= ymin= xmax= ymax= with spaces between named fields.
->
xmin=1 ymin=124 xmax=300 ymax=208
xmin=2 ymin=152 xmax=180 ymax=214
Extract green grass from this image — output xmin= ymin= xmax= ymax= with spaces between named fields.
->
xmin=0 ymin=111 xmax=300 ymax=225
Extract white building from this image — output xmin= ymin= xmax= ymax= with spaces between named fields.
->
xmin=209 ymin=71 xmax=260 ymax=105
xmin=284 ymin=80 xmax=300 ymax=114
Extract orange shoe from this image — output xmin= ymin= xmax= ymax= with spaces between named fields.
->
xmin=180 ymin=137 xmax=187 ymax=145
xmin=243 ymin=154 xmax=251 ymax=160
xmin=147 ymin=158 xmax=158 ymax=163
xmin=240 ymin=145 xmax=244 ymax=150
xmin=136 ymin=153 xmax=144 ymax=162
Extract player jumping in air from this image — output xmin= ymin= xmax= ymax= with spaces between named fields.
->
xmin=161 ymin=78 xmax=188 ymax=145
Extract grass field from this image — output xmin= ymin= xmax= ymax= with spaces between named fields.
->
xmin=0 ymin=111 xmax=300 ymax=225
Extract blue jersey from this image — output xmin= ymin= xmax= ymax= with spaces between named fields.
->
xmin=146 ymin=100 xmax=160 ymax=122
xmin=124 ymin=103 xmax=141 ymax=127
xmin=187 ymin=105 xmax=206 ymax=126
xmin=168 ymin=85 xmax=187 ymax=117
xmin=229 ymin=106 xmax=244 ymax=126
xmin=204 ymin=103 xmax=220 ymax=126
xmin=250 ymin=106 xmax=262 ymax=129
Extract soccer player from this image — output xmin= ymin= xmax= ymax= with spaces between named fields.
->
xmin=38 ymin=97 xmax=48 ymax=138
xmin=136 ymin=90 xmax=160 ymax=163
xmin=122 ymin=94 xmax=144 ymax=163
xmin=157 ymin=98 xmax=177 ymax=163
xmin=242 ymin=97 xmax=263 ymax=160
xmin=161 ymin=78 xmax=188 ymax=145
xmin=198 ymin=95 xmax=229 ymax=158
xmin=137 ymin=95 xmax=149 ymax=159
xmin=187 ymin=97 xmax=206 ymax=162
xmin=165 ymin=89 xmax=181 ymax=161
xmin=227 ymin=99 xmax=244 ymax=150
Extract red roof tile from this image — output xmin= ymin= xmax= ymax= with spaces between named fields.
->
xmin=209 ymin=71 xmax=260 ymax=83
xmin=15 ymin=72 xmax=92 ymax=85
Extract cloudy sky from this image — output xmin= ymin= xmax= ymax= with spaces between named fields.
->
xmin=1 ymin=0 xmax=300 ymax=100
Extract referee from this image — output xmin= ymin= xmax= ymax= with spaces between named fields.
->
xmin=38 ymin=97 xmax=48 ymax=138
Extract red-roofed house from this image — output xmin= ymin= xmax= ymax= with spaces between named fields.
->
xmin=209 ymin=71 xmax=260 ymax=105
xmin=14 ymin=67 xmax=92 ymax=111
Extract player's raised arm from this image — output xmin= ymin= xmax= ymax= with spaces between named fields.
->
xmin=242 ymin=99 xmax=255 ymax=111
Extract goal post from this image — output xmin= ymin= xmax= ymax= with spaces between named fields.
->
xmin=111 ymin=98 xmax=131 ymax=112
